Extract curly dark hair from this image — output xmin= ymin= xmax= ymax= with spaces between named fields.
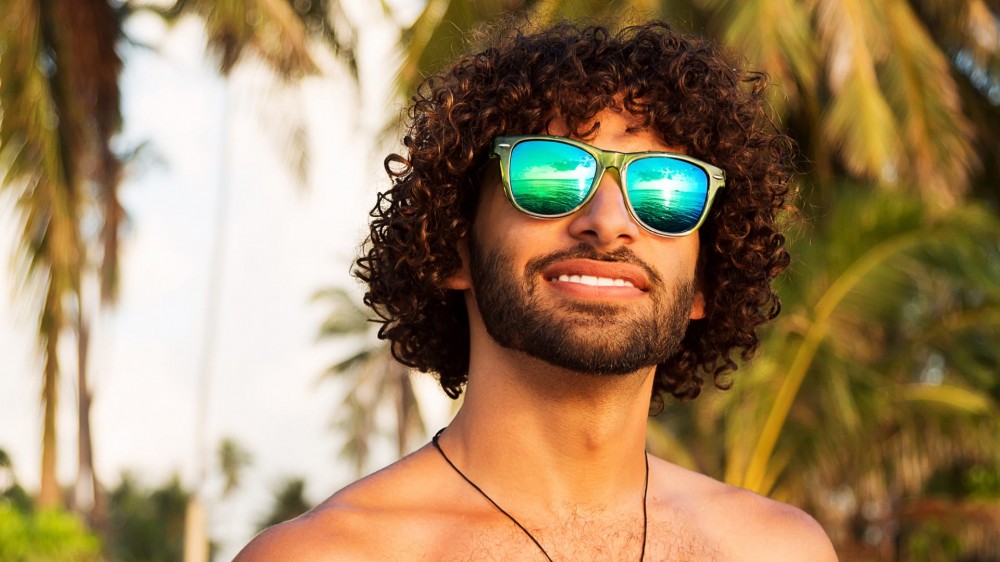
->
xmin=354 ymin=20 xmax=794 ymax=411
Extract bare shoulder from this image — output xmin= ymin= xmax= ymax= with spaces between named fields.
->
xmin=232 ymin=507 xmax=357 ymax=562
xmin=234 ymin=446 xmax=450 ymax=562
xmin=649 ymin=457 xmax=838 ymax=561
xmin=714 ymin=486 xmax=838 ymax=561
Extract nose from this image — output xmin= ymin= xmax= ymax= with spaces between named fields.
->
xmin=566 ymin=170 xmax=640 ymax=246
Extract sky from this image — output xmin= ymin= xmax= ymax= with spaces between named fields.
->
xmin=0 ymin=0 xmax=447 ymax=557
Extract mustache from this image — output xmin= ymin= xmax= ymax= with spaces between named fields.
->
xmin=524 ymin=243 xmax=663 ymax=285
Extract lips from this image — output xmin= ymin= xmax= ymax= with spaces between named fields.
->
xmin=542 ymin=259 xmax=650 ymax=291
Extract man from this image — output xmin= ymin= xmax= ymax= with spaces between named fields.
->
xmin=238 ymin=20 xmax=837 ymax=561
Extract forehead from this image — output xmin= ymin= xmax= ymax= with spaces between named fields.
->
xmin=473 ymin=108 xmax=674 ymax=232
xmin=541 ymin=109 xmax=677 ymax=153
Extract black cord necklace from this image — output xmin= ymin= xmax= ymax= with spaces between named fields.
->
xmin=431 ymin=428 xmax=648 ymax=562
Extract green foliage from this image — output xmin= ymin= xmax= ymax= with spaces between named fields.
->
xmin=388 ymin=2 xmax=1000 ymax=556
xmin=648 ymin=185 xmax=1000 ymax=558
xmin=257 ymin=477 xmax=312 ymax=531
xmin=0 ymin=503 xmax=102 ymax=562
xmin=0 ymin=485 xmax=34 ymax=515
xmin=712 ymin=185 xmax=1000 ymax=493
xmin=965 ymin=465 xmax=1000 ymax=500
xmin=902 ymin=521 xmax=965 ymax=562
xmin=926 ymin=462 xmax=1000 ymax=500
xmin=0 ymin=448 xmax=32 ymax=515
xmin=103 ymin=473 xmax=189 ymax=562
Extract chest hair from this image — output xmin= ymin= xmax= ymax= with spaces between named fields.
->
xmin=434 ymin=507 xmax=724 ymax=562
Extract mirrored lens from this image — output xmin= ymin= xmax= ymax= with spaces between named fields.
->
xmin=509 ymin=140 xmax=597 ymax=215
xmin=626 ymin=157 xmax=709 ymax=234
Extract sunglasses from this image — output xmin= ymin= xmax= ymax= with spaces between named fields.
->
xmin=491 ymin=135 xmax=726 ymax=237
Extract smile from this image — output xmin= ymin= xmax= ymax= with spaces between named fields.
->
xmin=549 ymin=274 xmax=636 ymax=288
xmin=540 ymin=258 xmax=650 ymax=292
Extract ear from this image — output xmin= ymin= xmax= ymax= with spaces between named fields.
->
xmin=690 ymin=244 xmax=708 ymax=320
xmin=689 ymin=289 xmax=706 ymax=320
xmin=443 ymin=238 xmax=472 ymax=291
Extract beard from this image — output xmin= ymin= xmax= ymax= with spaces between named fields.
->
xmin=469 ymin=237 xmax=695 ymax=375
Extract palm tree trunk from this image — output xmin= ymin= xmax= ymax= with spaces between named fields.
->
xmin=183 ymin=497 xmax=209 ymax=562
xmin=75 ymin=301 xmax=104 ymax=530
xmin=39 ymin=281 xmax=62 ymax=509
xmin=184 ymin=75 xmax=233 ymax=562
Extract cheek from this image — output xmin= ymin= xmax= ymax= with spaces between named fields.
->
xmin=650 ymin=234 xmax=702 ymax=316
xmin=474 ymin=178 xmax=553 ymax=251
xmin=473 ymin=174 xmax=507 ymax=239
xmin=663 ymin=232 xmax=700 ymax=275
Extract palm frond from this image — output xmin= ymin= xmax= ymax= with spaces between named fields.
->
xmin=730 ymin=187 xmax=1000 ymax=494
xmin=217 ymin=437 xmax=253 ymax=497
xmin=912 ymin=0 xmax=999 ymax=72
xmin=1 ymin=0 xmax=99 ymax=508
xmin=397 ymin=0 xmax=483 ymax=97
xmin=816 ymin=0 xmax=904 ymax=184
xmin=313 ymin=287 xmax=373 ymax=337
xmin=896 ymin=383 xmax=996 ymax=414
xmin=180 ymin=0 xmax=319 ymax=77
xmin=527 ymin=0 xmax=638 ymax=24
xmin=882 ymin=0 xmax=977 ymax=205
xmin=706 ymin=0 xmax=817 ymax=117
xmin=742 ymin=225 xmax=926 ymax=490
xmin=323 ymin=349 xmax=375 ymax=375
xmin=318 ymin=286 xmax=428 ymax=471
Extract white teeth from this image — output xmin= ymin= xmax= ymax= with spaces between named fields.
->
xmin=552 ymin=274 xmax=634 ymax=288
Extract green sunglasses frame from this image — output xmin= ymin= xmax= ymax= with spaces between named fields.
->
xmin=491 ymin=134 xmax=726 ymax=237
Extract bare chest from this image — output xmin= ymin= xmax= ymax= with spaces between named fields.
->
xmin=410 ymin=512 xmax=724 ymax=562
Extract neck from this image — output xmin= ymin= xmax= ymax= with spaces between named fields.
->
xmin=441 ymin=341 xmax=654 ymax=514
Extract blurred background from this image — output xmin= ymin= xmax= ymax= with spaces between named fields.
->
xmin=0 ymin=0 xmax=998 ymax=560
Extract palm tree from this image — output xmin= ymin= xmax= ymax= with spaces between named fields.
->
xmin=106 ymin=473 xmax=191 ymax=562
xmin=0 ymin=0 xmax=355 ymax=516
xmin=705 ymin=187 xmax=1000 ymax=558
xmin=0 ymin=0 xmax=123 ymax=510
xmin=217 ymin=438 xmax=253 ymax=498
xmin=315 ymin=287 xmax=426 ymax=476
xmin=397 ymin=0 xmax=997 ymax=203
xmin=148 ymin=5 xmax=355 ymax=560
xmin=383 ymin=1 xmax=1000 ymax=558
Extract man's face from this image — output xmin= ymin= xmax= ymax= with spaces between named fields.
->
xmin=454 ymin=109 xmax=705 ymax=375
